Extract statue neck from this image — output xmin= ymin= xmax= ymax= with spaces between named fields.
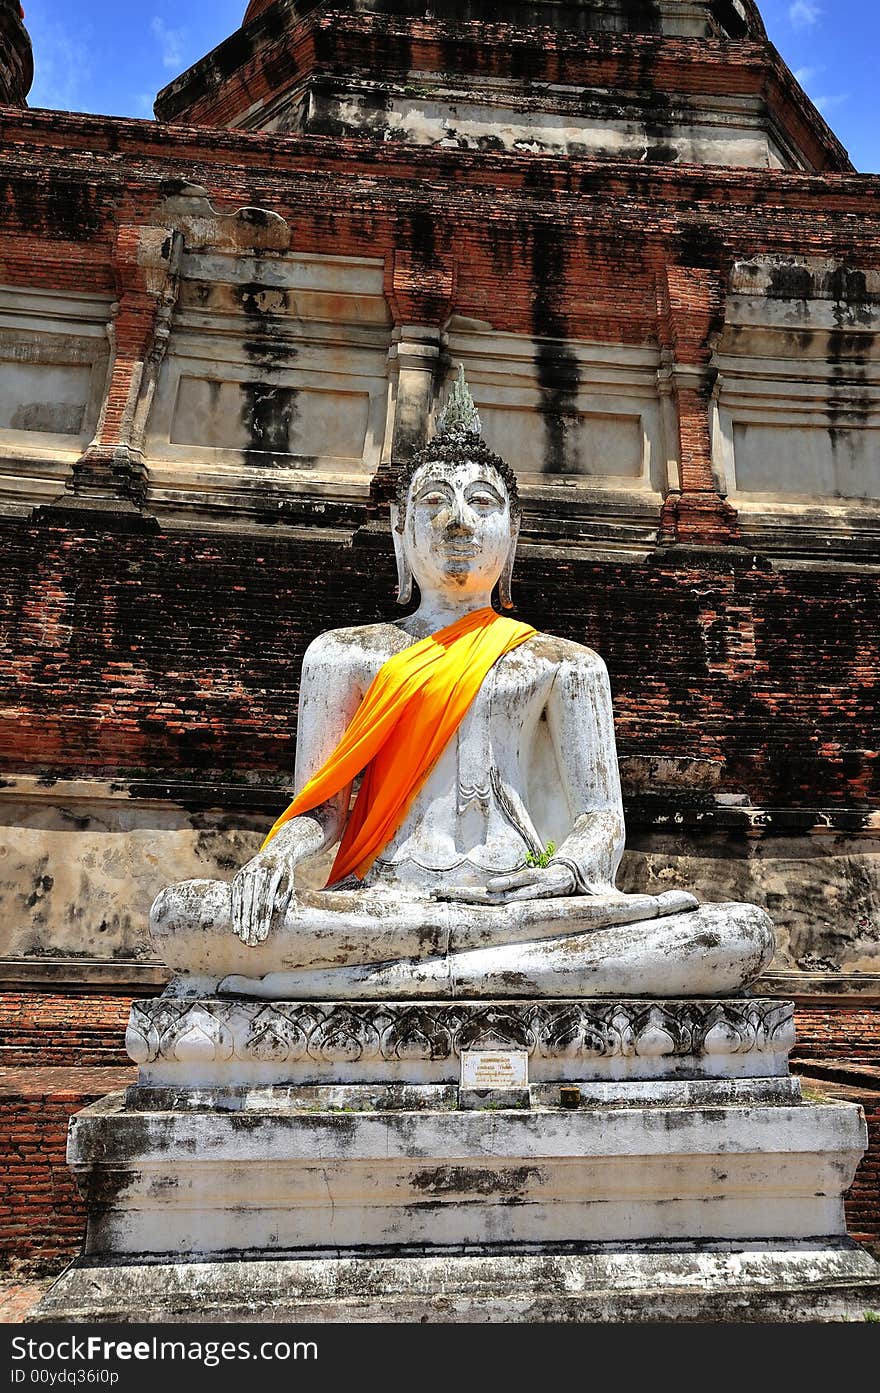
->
xmin=406 ymin=588 xmax=496 ymax=637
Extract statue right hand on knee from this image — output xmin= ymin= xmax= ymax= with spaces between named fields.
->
xmin=230 ymin=815 xmax=327 ymax=947
xmin=231 ymin=846 xmax=297 ymax=947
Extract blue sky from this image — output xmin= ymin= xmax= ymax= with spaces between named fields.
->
xmin=21 ymin=0 xmax=880 ymax=172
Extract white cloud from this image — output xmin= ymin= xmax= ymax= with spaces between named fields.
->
xmin=814 ymin=94 xmax=850 ymax=115
xmin=790 ymin=61 xmax=849 ymax=119
xmin=150 ymin=17 xmax=186 ymax=71
xmin=788 ymin=2 xmax=823 ymax=29
xmin=26 ymin=18 xmax=93 ymax=112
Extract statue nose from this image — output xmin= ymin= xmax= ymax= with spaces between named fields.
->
xmin=448 ymin=497 xmax=476 ymax=533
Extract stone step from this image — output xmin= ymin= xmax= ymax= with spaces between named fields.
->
xmin=31 ymin=1245 xmax=880 ymax=1325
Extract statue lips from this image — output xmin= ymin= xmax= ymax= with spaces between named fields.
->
xmin=439 ymin=542 xmax=481 ymax=571
xmin=440 ymin=534 xmax=481 ymax=554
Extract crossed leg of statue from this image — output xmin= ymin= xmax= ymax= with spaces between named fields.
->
xmin=151 ymin=878 xmax=774 ymax=1000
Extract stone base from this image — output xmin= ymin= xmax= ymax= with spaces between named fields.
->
xmin=46 ymin=993 xmax=878 ymax=1323
xmin=32 ymin=1244 xmax=880 ymax=1324
xmin=67 ymin=1088 xmax=866 ymax=1254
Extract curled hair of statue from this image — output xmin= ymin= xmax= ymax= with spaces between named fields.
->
xmin=395 ymin=432 xmax=522 ymax=527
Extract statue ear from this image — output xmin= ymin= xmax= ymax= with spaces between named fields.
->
xmin=390 ymin=503 xmax=413 ymax=606
xmin=498 ymin=518 xmax=520 ymax=611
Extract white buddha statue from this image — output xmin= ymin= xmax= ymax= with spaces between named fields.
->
xmin=151 ymin=371 xmax=774 ymax=999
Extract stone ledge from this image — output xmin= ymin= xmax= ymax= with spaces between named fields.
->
xmin=0 ymin=959 xmax=171 ymax=992
xmin=793 ymin=1061 xmax=880 ymax=1093
xmin=3 ymin=771 xmax=877 ymax=835
xmin=0 ymin=1066 xmax=136 ymax=1099
xmin=125 ymin=1075 xmax=803 ymax=1113
xmin=3 ymin=959 xmax=879 ymax=1002
xmin=758 ymin=973 xmax=880 ymax=1003
xmin=31 ymin=1243 xmax=880 ymax=1324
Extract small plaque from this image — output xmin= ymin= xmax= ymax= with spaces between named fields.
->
xmin=460 ymin=1049 xmax=529 ymax=1090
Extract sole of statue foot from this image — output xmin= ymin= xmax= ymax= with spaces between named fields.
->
xmin=434 ymin=887 xmax=696 ymax=909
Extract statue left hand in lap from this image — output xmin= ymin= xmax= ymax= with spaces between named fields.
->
xmin=151 ymin=370 xmax=775 ymax=1000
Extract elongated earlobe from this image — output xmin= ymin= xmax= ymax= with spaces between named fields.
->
xmin=390 ymin=504 xmax=413 ymax=606
xmin=498 ymin=521 xmax=520 ymax=610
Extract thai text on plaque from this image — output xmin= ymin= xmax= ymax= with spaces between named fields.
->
xmin=460 ymin=1049 xmax=529 ymax=1090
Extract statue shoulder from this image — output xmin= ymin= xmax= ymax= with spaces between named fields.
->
xmin=301 ymin=622 xmax=405 ymax=677
xmin=525 ymin=631 xmax=610 ymax=677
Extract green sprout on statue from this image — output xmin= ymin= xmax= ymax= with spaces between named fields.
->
xmin=525 ymin=841 xmax=557 ymax=870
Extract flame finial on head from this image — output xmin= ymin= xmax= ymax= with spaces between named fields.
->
xmin=435 ymin=364 xmax=482 ymax=439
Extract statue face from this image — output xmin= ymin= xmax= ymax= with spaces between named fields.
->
xmin=402 ymin=458 xmax=513 ymax=598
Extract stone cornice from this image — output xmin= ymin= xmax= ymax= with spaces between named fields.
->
xmin=0 ymin=108 xmax=873 ymax=214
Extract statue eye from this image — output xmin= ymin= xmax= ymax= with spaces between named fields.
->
xmin=420 ymin=492 xmax=447 ymax=507
xmin=469 ymin=492 xmax=500 ymax=508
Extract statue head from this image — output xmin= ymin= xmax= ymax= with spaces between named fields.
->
xmin=392 ymin=367 xmax=522 ymax=610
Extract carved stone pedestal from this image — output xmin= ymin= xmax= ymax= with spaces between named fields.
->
xmin=33 ymin=997 xmax=880 ymax=1323
xmin=125 ymin=994 xmax=800 ymax=1089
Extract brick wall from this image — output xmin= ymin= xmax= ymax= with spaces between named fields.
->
xmin=794 ymin=1073 xmax=880 ymax=1244
xmin=0 ymin=1068 xmax=135 ymax=1271
xmin=849 ymin=1094 xmax=880 ymax=1243
xmin=3 ymin=990 xmax=876 ymax=1071
xmin=2 ymin=525 xmax=877 ymax=809
xmin=0 ymin=108 xmax=877 ymax=325
xmin=793 ymin=1008 xmax=880 ymax=1066
xmin=3 ymin=991 xmax=874 ymax=1064
xmin=792 ymin=1005 xmax=880 ymax=1244
xmin=0 ymin=993 xmax=132 ymax=1068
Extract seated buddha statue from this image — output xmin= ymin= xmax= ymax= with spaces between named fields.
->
xmin=151 ymin=370 xmax=775 ymax=1000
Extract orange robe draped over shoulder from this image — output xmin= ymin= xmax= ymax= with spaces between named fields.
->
xmin=261 ymin=606 xmax=537 ymax=885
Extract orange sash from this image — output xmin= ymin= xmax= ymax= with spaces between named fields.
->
xmin=261 ymin=607 xmax=536 ymax=884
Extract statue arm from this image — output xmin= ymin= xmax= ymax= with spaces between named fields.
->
xmin=543 ymin=650 xmax=626 ymax=893
xmin=286 ymin=632 xmax=365 ymax=849
xmin=232 ymin=631 xmax=364 ymax=944
xmin=487 ymin=649 xmax=625 ymax=904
